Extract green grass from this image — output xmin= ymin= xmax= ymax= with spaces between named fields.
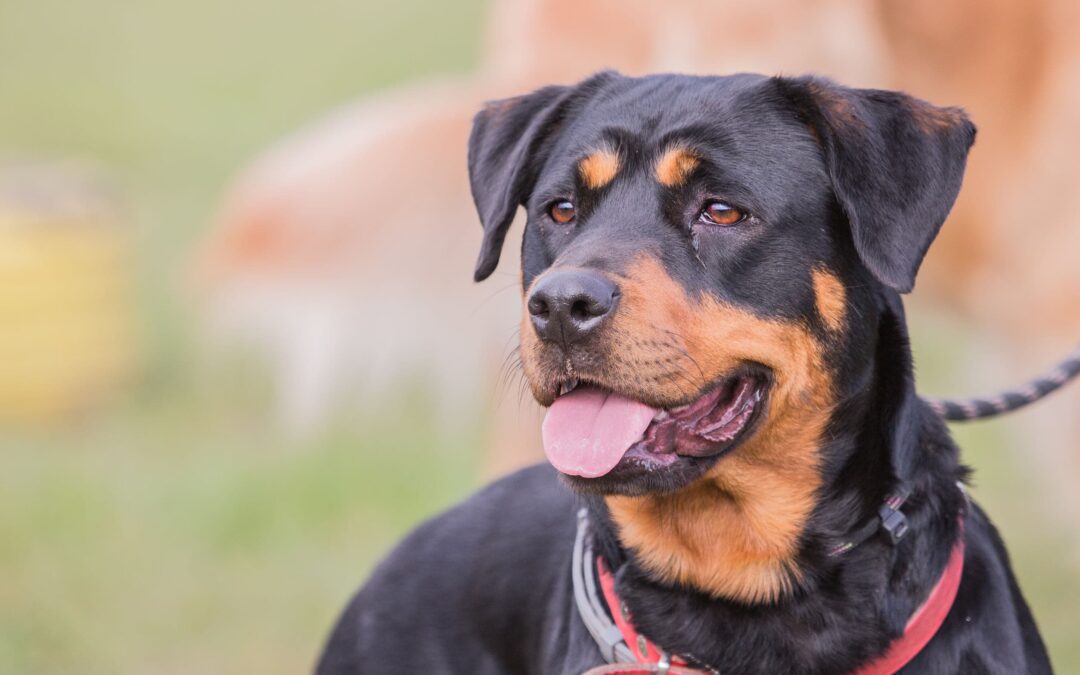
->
xmin=0 ymin=401 xmax=481 ymax=674
xmin=0 ymin=2 xmax=1077 ymax=673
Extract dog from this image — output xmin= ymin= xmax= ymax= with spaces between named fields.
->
xmin=315 ymin=71 xmax=1056 ymax=674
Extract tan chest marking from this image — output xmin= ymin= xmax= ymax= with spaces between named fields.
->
xmin=603 ymin=257 xmax=834 ymax=603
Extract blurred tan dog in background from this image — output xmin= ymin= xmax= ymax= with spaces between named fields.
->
xmin=192 ymin=0 xmax=1079 ymax=481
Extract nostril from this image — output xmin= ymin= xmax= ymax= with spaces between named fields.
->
xmin=527 ymin=295 xmax=550 ymax=317
xmin=570 ymin=298 xmax=592 ymax=321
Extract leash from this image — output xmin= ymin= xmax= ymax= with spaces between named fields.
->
xmin=924 ymin=343 xmax=1080 ymax=421
xmin=573 ymin=486 xmax=968 ymax=675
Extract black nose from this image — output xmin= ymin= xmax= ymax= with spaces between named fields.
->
xmin=527 ymin=269 xmax=619 ymax=345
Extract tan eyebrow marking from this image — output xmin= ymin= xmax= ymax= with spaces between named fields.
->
xmin=812 ymin=268 xmax=846 ymax=332
xmin=655 ymin=144 xmax=701 ymax=187
xmin=578 ymin=147 xmax=621 ymax=189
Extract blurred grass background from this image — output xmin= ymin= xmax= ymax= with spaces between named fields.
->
xmin=0 ymin=2 xmax=486 ymax=673
xmin=0 ymin=1 xmax=1076 ymax=674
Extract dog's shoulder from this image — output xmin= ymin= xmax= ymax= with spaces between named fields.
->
xmin=317 ymin=463 xmax=584 ymax=674
xmin=934 ymin=501 xmax=1054 ymax=675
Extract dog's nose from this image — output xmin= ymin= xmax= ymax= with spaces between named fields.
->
xmin=527 ymin=270 xmax=619 ymax=345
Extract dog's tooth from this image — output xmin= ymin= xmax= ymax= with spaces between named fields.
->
xmin=653 ymin=410 xmax=670 ymax=422
xmin=558 ymin=379 xmax=580 ymax=396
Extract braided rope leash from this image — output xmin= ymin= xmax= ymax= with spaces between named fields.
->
xmin=924 ymin=343 xmax=1080 ymax=421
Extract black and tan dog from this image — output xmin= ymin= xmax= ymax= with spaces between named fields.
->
xmin=317 ymin=72 xmax=1054 ymax=674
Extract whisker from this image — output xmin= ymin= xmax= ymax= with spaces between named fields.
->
xmin=659 ymin=327 xmax=707 ymax=384
xmin=470 ymin=281 xmax=522 ymax=314
xmin=497 ymin=347 xmax=522 ymax=393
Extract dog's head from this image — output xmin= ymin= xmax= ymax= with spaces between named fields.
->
xmin=467 ymin=73 xmax=973 ymax=597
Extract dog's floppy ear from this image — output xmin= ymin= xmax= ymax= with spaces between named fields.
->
xmin=777 ymin=76 xmax=976 ymax=293
xmin=468 ymin=86 xmax=569 ymax=282
xmin=468 ymin=72 xmax=616 ymax=281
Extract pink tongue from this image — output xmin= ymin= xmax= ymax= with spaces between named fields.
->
xmin=542 ymin=387 xmax=659 ymax=478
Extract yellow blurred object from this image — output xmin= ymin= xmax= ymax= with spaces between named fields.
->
xmin=0 ymin=160 xmax=137 ymax=423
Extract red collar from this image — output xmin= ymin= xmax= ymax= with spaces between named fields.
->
xmin=588 ymin=535 xmax=965 ymax=675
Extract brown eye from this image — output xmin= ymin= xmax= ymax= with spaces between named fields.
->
xmin=699 ymin=200 xmax=745 ymax=226
xmin=549 ymin=200 xmax=576 ymax=224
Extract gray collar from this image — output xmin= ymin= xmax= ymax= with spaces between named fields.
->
xmin=571 ymin=508 xmax=637 ymax=664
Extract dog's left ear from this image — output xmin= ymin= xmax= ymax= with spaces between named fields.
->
xmin=776 ymin=77 xmax=977 ymax=293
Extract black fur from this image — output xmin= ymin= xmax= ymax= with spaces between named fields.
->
xmin=318 ymin=72 xmax=1051 ymax=674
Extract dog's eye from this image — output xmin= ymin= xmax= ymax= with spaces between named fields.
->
xmin=549 ymin=200 xmax=576 ymax=224
xmin=698 ymin=200 xmax=746 ymax=226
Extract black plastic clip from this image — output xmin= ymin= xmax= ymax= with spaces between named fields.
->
xmin=878 ymin=499 xmax=909 ymax=545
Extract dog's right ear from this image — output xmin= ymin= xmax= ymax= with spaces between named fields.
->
xmin=468 ymin=86 xmax=571 ymax=282
xmin=468 ymin=73 xmax=615 ymax=282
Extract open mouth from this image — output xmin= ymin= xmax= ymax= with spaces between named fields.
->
xmin=541 ymin=371 xmax=769 ymax=481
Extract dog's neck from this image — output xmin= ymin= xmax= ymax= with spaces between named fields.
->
xmin=600 ymin=307 xmax=849 ymax=604
xmin=585 ymin=307 xmax=967 ymax=672
xmin=602 ymin=381 xmax=832 ymax=603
